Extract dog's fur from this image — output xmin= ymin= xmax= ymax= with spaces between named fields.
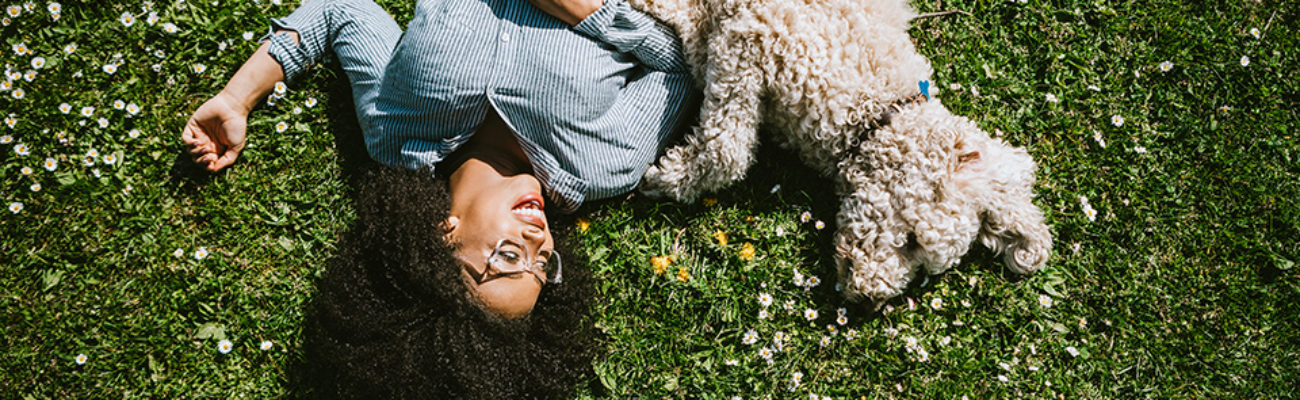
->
xmin=628 ymin=0 xmax=1052 ymax=303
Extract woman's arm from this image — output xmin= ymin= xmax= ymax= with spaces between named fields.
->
xmin=534 ymin=0 xmax=691 ymax=73
xmin=182 ymin=36 xmax=291 ymax=172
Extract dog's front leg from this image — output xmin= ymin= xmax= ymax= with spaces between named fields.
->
xmin=641 ymin=34 xmax=764 ymax=202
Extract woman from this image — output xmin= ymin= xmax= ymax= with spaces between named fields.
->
xmin=181 ymin=0 xmax=695 ymax=317
xmin=181 ymin=0 xmax=696 ymax=397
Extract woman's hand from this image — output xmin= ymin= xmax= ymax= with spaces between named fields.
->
xmin=528 ymin=0 xmax=603 ymax=26
xmin=181 ymin=92 xmax=249 ymax=172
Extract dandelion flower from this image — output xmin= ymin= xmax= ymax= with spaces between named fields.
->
xmin=742 ymin=329 xmax=758 ymax=345
xmin=74 ymin=353 xmax=87 ymax=365
xmin=1037 ymin=294 xmax=1053 ymax=308
xmin=713 ymin=230 xmax=728 ymax=246
xmin=575 ymin=217 xmax=590 ymax=232
xmin=758 ymin=293 xmax=773 ymax=307
xmin=304 ymin=97 xmax=318 ymax=108
xmin=80 ymin=106 xmax=94 ymax=117
xmin=275 ymin=121 xmax=289 ymax=133
xmin=1240 ymin=56 xmax=1250 ymax=67
xmin=259 ymin=340 xmax=273 ymax=351
xmin=173 ymin=248 xmax=184 ymax=258
xmin=1110 ymin=114 xmax=1124 ymax=127
xmin=804 ymin=308 xmax=818 ymax=321
xmin=1250 ymin=27 xmax=1261 ymax=39
xmin=1159 ymin=61 xmax=1173 ymax=72
xmin=676 ymin=266 xmax=690 ymax=282
xmin=31 ymin=57 xmax=46 ymax=69
xmin=192 ymin=63 xmax=207 ymax=74
xmin=14 ymin=143 xmax=30 ymax=156
xmin=1065 ymin=346 xmax=1080 ymax=357
xmin=799 ymin=211 xmax=812 ymax=223
xmin=1045 ymin=93 xmax=1058 ymax=103
xmin=217 ymin=339 xmax=233 ymax=354
xmin=650 ymin=255 xmax=672 ymax=275
xmin=8 ymin=202 xmax=22 ymax=214
xmin=738 ymin=242 xmax=755 ymax=260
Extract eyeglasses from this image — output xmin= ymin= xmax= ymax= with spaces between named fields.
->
xmin=463 ymin=238 xmax=562 ymax=285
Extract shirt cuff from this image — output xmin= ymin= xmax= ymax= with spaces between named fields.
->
xmin=572 ymin=0 xmax=648 ymax=52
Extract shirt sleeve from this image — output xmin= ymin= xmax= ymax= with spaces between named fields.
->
xmin=572 ymin=0 xmax=691 ymax=73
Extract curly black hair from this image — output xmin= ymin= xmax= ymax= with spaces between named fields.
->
xmin=301 ymin=166 xmax=598 ymax=399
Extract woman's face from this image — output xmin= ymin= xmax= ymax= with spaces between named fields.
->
xmin=446 ymin=158 xmax=555 ymax=318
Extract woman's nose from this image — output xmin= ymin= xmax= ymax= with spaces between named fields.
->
xmin=522 ymin=225 xmax=545 ymax=242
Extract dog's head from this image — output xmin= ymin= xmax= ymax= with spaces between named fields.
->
xmin=834 ymin=101 xmax=1051 ymax=304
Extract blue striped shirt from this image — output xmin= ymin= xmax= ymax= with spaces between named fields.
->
xmin=264 ymin=0 xmax=698 ymax=212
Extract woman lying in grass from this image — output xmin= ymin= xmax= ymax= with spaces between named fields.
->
xmin=179 ymin=0 xmax=696 ymax=397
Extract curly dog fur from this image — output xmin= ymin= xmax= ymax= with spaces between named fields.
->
xmin=629 ymin=0 xmax=1052 ymax=303
xmin=301 ymin=166 xmax=597 ymax=399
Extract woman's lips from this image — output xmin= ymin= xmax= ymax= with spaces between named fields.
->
xmin=511 ymin=192 xmax=546 ymax=229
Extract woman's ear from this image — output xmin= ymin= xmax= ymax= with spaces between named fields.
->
xmin=442 ymin=216 xmax=460 ymax=242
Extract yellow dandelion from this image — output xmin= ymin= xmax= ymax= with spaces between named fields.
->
xmin=738 ymin=242 xmax=755 ymax=261
xmin=713 ymin=230 xmax=728 ymax=247
xmin=575 ymin=217 xmax=590 ymax=232
xmin=702 ymin=198 xmax=718 ymax=207
xmin=651 ymin=255 xmax=672 ymax=275
xmin=676 ymin=266 xmax=690 ymax=282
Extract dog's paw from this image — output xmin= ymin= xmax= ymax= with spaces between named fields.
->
xmin=640 ymin=162 xmax=696 ymax=202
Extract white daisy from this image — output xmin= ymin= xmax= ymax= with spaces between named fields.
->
xmin=275 ymin=121 xmax=289 ymax=133
xmin=8 ymin=202 xmax=22 ymax=214
xmin=20 ymin=166 xmax=32 ymax=175
xmin=128 ymin=129 xmax=141 ymax=139
xmin=304 ymin=97 xmax=318 ymax=108
xmin=930 ymin=297 xmax=943 ymax=310
xmin=80 ymin=106 xmax=93 ymax=117
xmin=173 ymin=248 xmax=185 ymax=258
xmin=48 ymin=2 xmax=61 ymax=14
xmin=120 ymin=11 xmax=135 ymax=27
xmin=844 ymin=329 xmax=858 ymax=341
xmin=58 ymin=103 xmax=71 ymax=114
xmin=113 ymin=100 xmax=125 ymax=110
xmin=758 ymin=293 xmax=773 ymax=307
xmin=31 ymin=56 xmax=45 ymax=69
xmin=217 ymin=339 xmax=233 ymax=354
xmin=1092 ymin=130 xmax=1107 ymax=148
xmin=819 ymin=336 xmax=831 ymax=347
xmin=741 ymin=329 xmax=758 ymax=345
xmin=242 ymin=31 xmax=255 ymax=41
xmin=1250 ymin=27 xmax=1261 ymax=39
xmin=804 ymin=308 xmax=818 ymax=321
xmin=758 ymin=309 xmax=769 ymax=320
xmin=799 ymin=211 xmax=812 ymax=223
xmin=14 ymin=143 xmax=29 ymax=156
xmin=724 ymin=359 xmax=739 ymax=366
xmin=5 ymin=6 xmax=20 ymax=18
xmin=1045 ymin=93 xmax=1058 ymax=103
xmin=10 ymin=88 xmax=23 ymax=99
xmin=102 ymin=63 xmax=118 ymax=75
xmin=63 ymin=43 xmax=77 ymax=54
xmin=814 ymin=220 xmax=825 ymax=230
xmin=1134 ymin=146 xmax=1147 ymax=154
xmin=74 ymin=353 xmax=87 ymax=365
xmin=274 ymin=81 xmax=287 ymax=95
xmin=1110 ymin=114 xmax=1124 ymax=127
xmin=194 ymin=247 xmax=209 ymax=260
xmin=146 ymin=11 xmax=159 ymax=25
xmin=103 ymin=153 xmax=117 ymax=165
xmin=163 ymin=22 xmax=179 ymax=34
xmin=30 ymin=182 xmax=40 ymax=192
xmin=43 ymin=157 xmax=56 ymax=171
xmin=126 ymin=103 xmax=140 ymax=115
xmin=259 ymin=340 xmax=273 ymax=351
xmin=192 ymin=63 xmax=206 ymax=74
xmin=97 ymin=118 xmax=109 ymax=128
xmin=1159 ymin=61 xmax=1173 ymax=72
xmin=23 ymin=70 xmax=36 ymax=81
xmin=1240 ymin=55 xmax=1250 ymax=67
xmin=1037 ymin=294 xmax=1053 ymax=308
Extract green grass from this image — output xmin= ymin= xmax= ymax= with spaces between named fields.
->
xmin=1 ymin=0 xmax=1297 ymax=398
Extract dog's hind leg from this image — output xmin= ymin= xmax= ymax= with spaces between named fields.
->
xmin=640 ymin=33 xmax=764 ymax=202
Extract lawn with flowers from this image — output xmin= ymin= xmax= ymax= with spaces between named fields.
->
xmin=1 ymin=0 xmax=1297 ymax=398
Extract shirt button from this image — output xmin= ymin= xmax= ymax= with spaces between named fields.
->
xmin=500 ymin=32 xmax=510 ymax=43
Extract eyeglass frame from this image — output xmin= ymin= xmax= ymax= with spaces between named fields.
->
xmin=460 ymin=237 xmax=562 ymax=285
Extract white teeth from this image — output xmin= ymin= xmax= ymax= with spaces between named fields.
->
xmin=511 ymin=207 xmax=544 ymax=219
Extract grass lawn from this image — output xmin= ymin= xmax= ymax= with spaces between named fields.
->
xmin=2 ymin=0 xmax=1297 ymax=398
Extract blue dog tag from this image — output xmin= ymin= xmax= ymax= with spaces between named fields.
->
xmin=919 ymin=80 xmax=931 ymax=100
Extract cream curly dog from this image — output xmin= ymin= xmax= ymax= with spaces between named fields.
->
xmin=628 ymin=0 xmax=1053 ymax=304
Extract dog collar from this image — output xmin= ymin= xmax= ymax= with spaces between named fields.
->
xmin=864 ymin=92 xmax=929 ymax=130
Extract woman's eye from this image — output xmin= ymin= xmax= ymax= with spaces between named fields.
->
xmin=499 ymin=251 xmax=522 ymax=263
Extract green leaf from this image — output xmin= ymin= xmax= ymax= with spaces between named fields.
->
xmin=41 ymin=270 xmax=63 ymax=291
xmin=195 ymin=323 xmax=226 ymax=340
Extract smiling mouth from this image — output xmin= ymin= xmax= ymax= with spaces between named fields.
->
xmin=511 ymin=194 xmax=546 ymax=229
